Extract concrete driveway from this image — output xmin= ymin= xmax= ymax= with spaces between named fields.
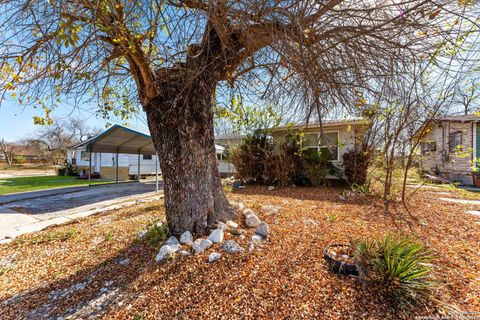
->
xmin=0 ymin=181 xmax=163 ymax=243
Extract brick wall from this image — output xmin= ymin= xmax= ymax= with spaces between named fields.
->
xmin=77 ymin=165 xmax=130 ymax=181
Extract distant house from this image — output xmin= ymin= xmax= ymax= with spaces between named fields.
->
xmin=270 ymin=119 xmax=370 ymax=176
xmin=214 ymin=134 xmax=246 ymax=176
xmin=66 ymin=125 xmax=232 ymax=181
xmin=215 ymin=134 xmax=246 ymax=149
xmin=413 ymin=114 xmax=480 ymax=185
xmin=0 ymin=143 xmax=43 ymax=163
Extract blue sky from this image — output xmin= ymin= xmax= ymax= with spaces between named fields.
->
xmin=0 ymin=99 xmax=149 ymax=142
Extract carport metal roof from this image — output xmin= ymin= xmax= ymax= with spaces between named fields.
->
xmin=73 ymin=124 xmax=225 ymax=155
xmin=73 ymin=124 xmax=157 ymax=155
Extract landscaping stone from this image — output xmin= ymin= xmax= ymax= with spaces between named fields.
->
xmin=180 ymin=250 xmax=191 ymax=257
xmin=248 ymin=243 xmax=255 ymax=252
xmin=208 ymin=229 xmax=224 ymax=243
xmin=137 ymin=230 xmax=147 ymax=239
xmin=118 ymin=259 xmax=130 ymax=266
xmin=208 ymin=252 xmax=221 ymax=263
xmin=92 ymin=237 xmax=104 ymax=246
xmin=236 ymin=202 xmax=245 ymax=210
xmin=0 ymin=253 xmax=17 ymax=269
xmin=228 ymin=229 xmax=245 ymax=236
xmin=254 ymin=222 xmax=269 ymax=239
xmin=226 ymin=220 xmax=238 ymax=229
xmin=261 ymin=204 xmax=281 ymax=215
xmin=268 ymin=186 xmax=275 ymax=191
xmin=165 ymin=236 xmax=180 ymax=246
xmin=155 ymin=244 xmax=181 ymax=262
xmin=245 ymin=213 xmax=261 ymax=228
xmin=180 ymin=231 xmax=193 ymax=245
xmin=217 ymin=221 xmax=228 ymax=231
xmin=192 ymin=239 xmax=213 ymax=254
xmin=221 ymin=240 xmax=244 ymax=253
xmin=243 ymin=208 xmax=255 ymax=216
xmin=252 ymin=234 xmax=263 ymax=243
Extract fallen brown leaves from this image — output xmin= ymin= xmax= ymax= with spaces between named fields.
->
xmin=0 ymin=186 xmax=478 ymax=319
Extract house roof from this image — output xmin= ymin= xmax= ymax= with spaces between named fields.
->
xmin=411 ymin=114 xmax=480 ymax=141
xmin=214 ymin=134 xmax=246 ymax=140
xmin=4 ymin=145 xmax=37 ymax=156
xmin=270 ymin=118 xmax=370 ymax=132
xmin=72 ymin=124 xmax=224 ymax=155
xmin=433 ymin=114 xmax=480 ymax=122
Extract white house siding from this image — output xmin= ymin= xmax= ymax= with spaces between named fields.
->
xmin=68 ymin=147 xmax=234 ymax=179
xmin=127 ymin=154 xmax=160 ymax=176
xmin=420 ymin=121 xmax=475 ymax=185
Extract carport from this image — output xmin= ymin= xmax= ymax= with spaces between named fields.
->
xmin=75 ymin=125 xmax=160 ymax=192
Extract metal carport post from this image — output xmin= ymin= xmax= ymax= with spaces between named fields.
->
xmin=155 ymin=152 xmax=159 ymax=193
xmin=88 ymin=150 xmax=92 ymax=186
xmin=115 ymin=152 xmax=119 ymax=183
xmin=137 ymin=153 xmax=141 ymax=181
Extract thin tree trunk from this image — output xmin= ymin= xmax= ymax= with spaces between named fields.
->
xmin=145 ymin=70 xmax=236 ymax=236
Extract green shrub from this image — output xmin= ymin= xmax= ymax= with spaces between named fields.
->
xmin=352 ymin=234 xmax=436 ymax=311
xmin=57 ymin=162 xmax=78 ymax=176
xmin=14 ymin=155 xmax=27 ymax=164
xmin=301 ymin=148 xmax=340 ymax=186
xmin=141 ymin=220 xmax=169 ymax=247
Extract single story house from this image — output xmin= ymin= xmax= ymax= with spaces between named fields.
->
xmin=67 ymin=125 xmax=232 ymax=181
xmin=270 ymin=119 xmax=370 ymax=173
xmin=413 ymin=114 xmax=480 ymax=185
xmin=215 ymin=134 xmax=246 ymax=150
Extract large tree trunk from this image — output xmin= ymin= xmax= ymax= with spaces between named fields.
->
xmin=145 ymin=68 xmax=236 ymax=236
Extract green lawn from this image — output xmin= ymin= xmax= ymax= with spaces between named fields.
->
xmin=0 ymin=176 xmax=110 ymax=195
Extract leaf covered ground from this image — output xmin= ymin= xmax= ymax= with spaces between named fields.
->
xmin=0 ymin=186 xmax=478 ymax=319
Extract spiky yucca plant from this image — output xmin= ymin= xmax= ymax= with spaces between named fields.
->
xmin=352 ymin=234 xmax=436 ymax=310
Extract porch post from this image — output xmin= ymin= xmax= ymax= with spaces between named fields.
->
xmin=155 ymin=152 xmax=159 ymax=193
xmin=88 ymin=150 xmax=92 ymax=186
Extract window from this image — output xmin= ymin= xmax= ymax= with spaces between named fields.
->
xmin=420 ymin=141 xmax=436 ymax=155
xmin=80 ymin=151 xmax=89 ymax=161
xmin=303 ymin=134 xmax=319 ymax=147
xmin=449 ymin=131 xmax=462 ymax=153
xmin=302 ymin=132 xmax=339 ymax=161
xmin=320 ymin=132 xmax=339 ymax=161
xmin=143 ymin=154 xmax=152 ymax=160
xmin=217 ymin=153 xmax=223 ymax=161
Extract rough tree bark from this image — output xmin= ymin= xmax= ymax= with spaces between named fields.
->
xmin=145 ymin=25 xmax=237 ymax=236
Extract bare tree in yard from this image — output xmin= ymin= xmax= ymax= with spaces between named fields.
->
xmin=0 ymin=1 xmax=475 ymax=235
xmin=454 ymin=78 xmax=480 ymax=115
xmin=0 ymin=139 xmax=15 ymax=165
xmin=24 ymin=118 xmax=98 ymax=165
